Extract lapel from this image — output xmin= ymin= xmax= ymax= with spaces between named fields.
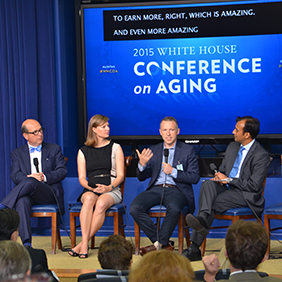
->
xmin=155 ymin=143 xmax=163 ymax=173
xmin=41 ymin=142 xmax=47 ymax=172
xmin=226 ymin=142 xmax=240 ymax=175
xmin=24 ymin=144 xmax=32 ymax=174
xmin=173 ymin=141 xmax=180 ymax=167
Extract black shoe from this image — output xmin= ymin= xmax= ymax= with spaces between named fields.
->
xmin=182 ymin=246 xmax=202 ymax=261
xmin=185 ymin=214 xmax=209 ymax=236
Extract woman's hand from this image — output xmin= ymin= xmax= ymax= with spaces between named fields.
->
xmin=94 ymin=184 xmax=112 ymax=194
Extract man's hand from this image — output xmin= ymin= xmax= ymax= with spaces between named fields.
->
xmin=27 ymin=172 xmax=44 ymax=182
xmin=203 ymin=254 xmax=220 ymax=282
xmin=136 ymin=148 xmax=153 ymax=167
xmin=211 ymin=172 xmax=229 ymax=185
xmin=162 ymin=162 xmax=173 ymax=174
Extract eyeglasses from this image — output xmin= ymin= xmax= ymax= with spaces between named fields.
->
xmin=26 ymin=128 xmax=44 ymax=136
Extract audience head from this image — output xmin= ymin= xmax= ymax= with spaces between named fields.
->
xmin=0 ymin=240 xmax=32 ymax=281
xmin=0 ymin=208 xmax=20 ymax=242
xmin=85 ymin=114 xmax=109 ymax=147
xmin=128 ymin=250 xmax=195 ymax=282
xmin=236 ymin=116 xmax=260 ymax=139
xmin=225 ymin=220 xmax=268 ymax=271
xmin=98 ymin=235 xmax=133 ymax=270
xmin=21 ymin=119 xmax=44 ymax=147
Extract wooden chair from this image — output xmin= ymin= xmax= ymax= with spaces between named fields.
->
xmin=200 ymin=177 xmax=267 ymax=256
xmin=30 ymin=157 xmax=68 ymax=254
xmin=134 ymin=205 xmax=190 ymax=255
xmin=31 ymin=204 xmax=62 ymax=254
xmin=263 ymin=202 xmax=282 ymax=259
xmin=69 ymin=156 xmax=132 ymax=249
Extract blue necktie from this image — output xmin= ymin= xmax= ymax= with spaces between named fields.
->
xmin=229 ymin=146 xmax=245 ymax=178
xmin=30 ymin=145 xmax=42 ymax=153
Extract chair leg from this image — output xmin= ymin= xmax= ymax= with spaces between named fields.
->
xmin=113 ymin=212 xmax=119 ymax=234
xmin=201 ymin=237 xmax=207 ymax=257
xmin=91 ymin=236 xmax=95 ymax=249
xmin=178 ymin=215 xmax=184 ymax=254
xmin=51 ymin=213 xmax=57 ymax=254
xmin=119 ymin=215 xmax=125 ymax=237
xmin=56 ymin=213 xmax=62 ymax=250
xmin=70 ymin=213 xmax=76 ymax=248
xmin=134 ymin=221 xmax=140 ymax=255
xmin=264 ymin=214 xmax=271 ymax=260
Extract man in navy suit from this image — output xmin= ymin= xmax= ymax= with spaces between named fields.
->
xmin=183 ymin=116 xmax=270 ymax=261
xmin=130 ymin=116 xmax=200 ymax=255
xmin=0 ymin=119 xmax=67 ymax=247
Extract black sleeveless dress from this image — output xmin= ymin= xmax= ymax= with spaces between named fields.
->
xmin=77 ymin=141 xmax=114 ymax=201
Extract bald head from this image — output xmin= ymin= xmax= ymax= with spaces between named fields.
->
xmin=21 ymin=119 xmax=44 ymax=147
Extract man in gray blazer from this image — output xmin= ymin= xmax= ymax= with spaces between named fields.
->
xmin=183 ymin=116 xmax=270 ymax=261
xmin=202 ymin=220 xmax=282 ymax=282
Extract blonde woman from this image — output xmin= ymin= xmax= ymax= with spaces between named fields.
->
xmin=69 ymin=115 xmax=124 ymax=258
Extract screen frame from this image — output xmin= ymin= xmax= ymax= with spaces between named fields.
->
xmin=76 ymin=0 xmax=282 ymax=146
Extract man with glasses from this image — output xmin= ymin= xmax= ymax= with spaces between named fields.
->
xmin=0 ymin=119 xmax=67 ymax=247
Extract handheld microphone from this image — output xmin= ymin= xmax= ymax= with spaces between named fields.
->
xmin=164 ymin=149 xmax=169 ymax=163
xmin=209 ymin=163 xmax=218 ymax=174
xmin=33 ymin=158 xmax=40 ymax=173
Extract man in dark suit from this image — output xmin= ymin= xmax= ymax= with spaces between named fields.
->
xmin=183 ymin=116 xmax=270 ymax=261
xmin=202 ymin=220 xmax=282 ymax=282
xmin=0 ymin=119 xmax=67 ymax=247
xmin=0 ymin=208 xmax=58 ymax=282
xmin=130 ymin=116 xmax=200 ymax=255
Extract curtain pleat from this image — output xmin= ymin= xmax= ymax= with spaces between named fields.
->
xmin=0 ymin=0 xmax=58 ymax=198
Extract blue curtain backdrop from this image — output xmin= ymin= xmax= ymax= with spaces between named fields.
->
xmin=0 ymin=0 xmax=59 ymax=199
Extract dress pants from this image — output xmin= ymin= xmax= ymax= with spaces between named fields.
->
xmin=190 ymin=180 xmax=247 ymax=246
xmin=130 ymin=185 xmax=188 ymax=246
xmin=1 ymin=178 xmax=56 ymax=244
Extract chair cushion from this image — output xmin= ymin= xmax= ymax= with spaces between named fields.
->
xmin=264 ymin=203 xmax=282 ymax=215
xmin=31 ymin=204 xmax=59 ymax=213
xmin=69 ymin=202 xmax=126 ymax=214
xmin=218 ymin=207 xmax=253 ymax=216
xmin=148 ymin=205 xmax=189 ymax=214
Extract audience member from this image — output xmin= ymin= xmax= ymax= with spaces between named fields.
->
xmin=98 ymin=235 xmax=133 ymax=270
xmin=130 ymin=116 xmax=200 ymax=256
xmin=203 ymin=220 xmax=282 ymax=282
xmin=0 ymin=119 xmax=67 ymax=247
xmin=0 ymin=208 xmax=58 ymax=282
xmin=69 ymin=114 xmax=124 ymax=258
xmin=0 ymin=240 xmax=31 ymax=281
xmin=183 ymin=116 xmax=270 ymax=261
xmin=128 ymin=249 xmax=195 ymax=282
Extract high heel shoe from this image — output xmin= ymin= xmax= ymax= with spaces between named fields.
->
xmin=68 ymin=249 xmax=79 ymax=257
xmin=79 ymin=253 xmax=88 ymax=259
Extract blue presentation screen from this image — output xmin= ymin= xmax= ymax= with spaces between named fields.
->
xmin=82 ymin=0 xmax=282 ymax=138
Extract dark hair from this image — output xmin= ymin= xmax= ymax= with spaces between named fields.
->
xmin=225 ymin=220 xmax=268 ymax=271
xmin=0 ymin=209 xmax=20 ymax=241
xmin=98 ymin=235 xmax=133 ymax=270
xmin=160 ymin=116 xmax=178 ymax=128
xmin=236 ymin=116 xmax=260 ymax=139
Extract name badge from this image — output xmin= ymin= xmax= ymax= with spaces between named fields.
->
xmin=177 ymin=163 xmax=183 ymax=171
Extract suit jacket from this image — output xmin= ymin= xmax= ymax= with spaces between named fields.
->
xmin=219 ymin=271 xmax=282 ymax=282
xmin=26 ymin=246 xmax=58 ymax=282
xmin=10 ymin=142 xmax=67 ymax=214
xmin=219 ymin=140 xmax=270 ymax=215
xmin=136 ymin=141 xmax=200 ymax=213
